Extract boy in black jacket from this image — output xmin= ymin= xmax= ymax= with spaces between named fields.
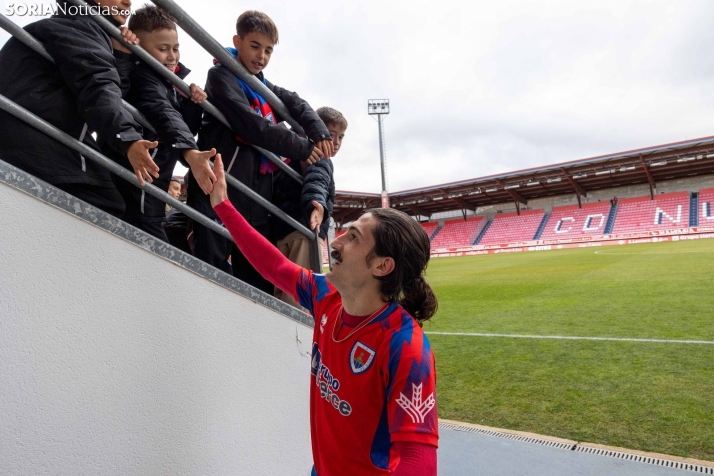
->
xmin=273 ymin=107 xmax=346 ymax=308
xmin=188 ymin=10 xmax=333 ymax=293
xmin=0 ymin=0 xmax=159 ymax=216
xmin=117 ymin=6 xmax=216 ymax=241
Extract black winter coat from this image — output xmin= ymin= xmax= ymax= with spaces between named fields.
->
xmin=188 ymin=62 xmax=330 ymax=231
xmin=127 ymin=61 xmax=203 ymax=157
xmin=0 ymin=6 xmax=143 ymax=187
xmin=273 ymin=158 xmax=335 ymax=241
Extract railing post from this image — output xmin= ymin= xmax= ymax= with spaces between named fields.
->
xmin=308 ymin=228 xmax=322 ymax=273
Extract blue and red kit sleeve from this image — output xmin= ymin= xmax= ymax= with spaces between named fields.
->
xmin=386 ymin=312 xmax=439 ymax=447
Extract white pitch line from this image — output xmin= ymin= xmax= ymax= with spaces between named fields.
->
xmin=426 ymin=332 xmax=714 ymax=345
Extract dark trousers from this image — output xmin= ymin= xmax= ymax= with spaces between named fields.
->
xmin=114 ymin=177 xmax=169 ymax=242
xmin=191 ymin=218 xmax=274 ymax=294
xmin=113 ymin=151 xmax=175 ymax=242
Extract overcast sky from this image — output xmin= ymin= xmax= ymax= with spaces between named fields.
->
xmin=3 ymin=0 xmax=714 ymax=193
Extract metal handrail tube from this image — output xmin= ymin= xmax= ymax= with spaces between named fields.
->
xmin=149 ymin=0 xmax=304 ymax=135
xmin=63 ymin=0 xmax=303 ymax=185
xmin=0 ymin=93 xmax=234 ymax=243
xmin=0 ymin=13 xmax=157 ymax=135
xmin=0 ymin=92 xmax=324 ymax=271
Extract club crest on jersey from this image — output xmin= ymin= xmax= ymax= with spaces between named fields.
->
xmin=350 ymin=341 xmax=376 ymax=374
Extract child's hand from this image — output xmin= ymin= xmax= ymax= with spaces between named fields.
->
xmin=184 ymin=148 xmax=217 ymax=195
xmin=210 ymin=153 xmax=229 ymax=208
xmin=127 ymin=140 xmax=160 ymax=186
xmin=310 ymin=201 xmax=325 ymax=231
xmin=174 ymin=84 xmax=207 ymax=103
xmin=111 ymin=26 xmax=138 ymax=54
xmin=189 ymin=84 xmax=207 ymax=103
xmin=305 ymin=146 xmax=325 ymax=165
xmin=316 ymin=139 xmax=334 ymax=159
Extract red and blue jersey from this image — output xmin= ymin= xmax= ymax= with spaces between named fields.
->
xmin=293 ymin=269 xmax=439 ymax=476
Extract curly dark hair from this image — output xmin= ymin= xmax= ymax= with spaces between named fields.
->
xmin=366 ymin=208 xmax=438 ymax=323
xmin=128 ymin=5 xmax=176 ymax=33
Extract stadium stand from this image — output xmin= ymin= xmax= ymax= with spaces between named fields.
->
xmin=478 ymin=209 xmax=545 ymax=244
xmin=420 ymin=221 xmax=440 ymax=241
xmin=700 ymin=188 xmax=714 ymax=225
xmin=611 ymin=192 xmax=690 ymax=233
xmin=429 ymin=216 xmax=486 ymax=248
xmin=532 ymin=212 xmax=551 ymax=240
xmin=539 ymin=201 xmax=612 ymax=240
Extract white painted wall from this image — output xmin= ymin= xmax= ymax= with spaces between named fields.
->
xmin=0 ymin=182 xmax=315 ymax=475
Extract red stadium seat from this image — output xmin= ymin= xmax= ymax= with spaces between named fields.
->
xmin=540 ymin=202 xmax=612 ymax=240
xmin=479 ymin=209 xmax=545 ymax=244
xmin=429 ymin=217 xmax=486 ymax=248
xmin=611 ymin=192 xmax=690 ymax=233
xmin=420 ymin=221 xmax=440 ymax=240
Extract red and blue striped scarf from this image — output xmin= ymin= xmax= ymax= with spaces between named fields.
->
xmin=217 ymin=48 xmax=290 ymax=174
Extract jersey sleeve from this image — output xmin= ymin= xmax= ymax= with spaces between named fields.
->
xmin=294 ymin=270 xmax=337 ymax=317
xmin=386 ymin=312 xmax=439 ymax=447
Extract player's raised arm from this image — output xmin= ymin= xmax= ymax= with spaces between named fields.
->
xmin=210 ymin=154 xmax=301 ymax=294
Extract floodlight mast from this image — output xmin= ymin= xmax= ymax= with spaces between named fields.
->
xmin=368 ymin=99 xmax=390 ymax=207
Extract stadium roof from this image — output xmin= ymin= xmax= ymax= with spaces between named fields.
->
xmin=333 ymin=135 xmax=714 ymax=224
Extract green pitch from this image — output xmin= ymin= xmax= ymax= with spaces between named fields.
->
xmin=423 ymin=238 xmax=714 ymax=461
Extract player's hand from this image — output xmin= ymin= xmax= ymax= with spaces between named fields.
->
xmin=305 ymin=146 xmax=324 ymax=165
xmin=184 ymin=148 xmax=217 ymax=195
xmin=316 ymin=139 xmax=334 ymax=159
xmin=210 ymin=153 xmax=229 ymax=208
xmin=111 ymin=26 xmax=138 ymax=53
xmin=310 ymin=200 xmax=324 ymax=231
xmin=127 ymin=140 xmax=159 ymax=186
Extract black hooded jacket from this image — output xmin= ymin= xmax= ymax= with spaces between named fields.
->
xmin=273 ymin=158 xmax=335 ymax=241
xmin=188 ymin=61 xmax=330 ymax=231
xmin=0 ymin=2 xmax=143 ymax=186
xmin=126 ymin=60 xmax=203 ymax=157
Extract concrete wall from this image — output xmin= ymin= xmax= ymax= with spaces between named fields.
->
xmin=0 ymin=168 xmax=315 ymax=475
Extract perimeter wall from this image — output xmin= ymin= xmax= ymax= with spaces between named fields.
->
xmin=0 ymin=168 xmax=315 ymax=475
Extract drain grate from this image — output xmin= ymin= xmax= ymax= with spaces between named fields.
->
xmin=439 ymin=422 xmax=576 ymax=450
xmin=574 ymin=446 xmax=714 ymax=474
xmin=439 ymin=422 xmax=714 ymax=474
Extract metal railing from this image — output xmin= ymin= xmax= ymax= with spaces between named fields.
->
xmin=0 ymin=9 xmax=324 ymax=273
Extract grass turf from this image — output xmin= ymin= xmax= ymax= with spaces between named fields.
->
xmin=423 ymin=238 xmax=714 ymax=461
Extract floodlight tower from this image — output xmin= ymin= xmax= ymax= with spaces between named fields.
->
xmin=368 ymin=99 xmax=390 ymax=207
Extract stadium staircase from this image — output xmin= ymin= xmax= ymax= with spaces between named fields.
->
xmin=532 ymin=212 xmax=551 ymax=240
xmin=420 ymin=221 xmax=441 ymax=241
xmin=689 ymin=192 xmax=699 ymax=227
xmin=604 ymin=203 xmax=618 ymax=234
xmin=700 ymin=188 xmax=714 ymax=224
xmin=473 ymin=219 xmax=492 ymax=245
